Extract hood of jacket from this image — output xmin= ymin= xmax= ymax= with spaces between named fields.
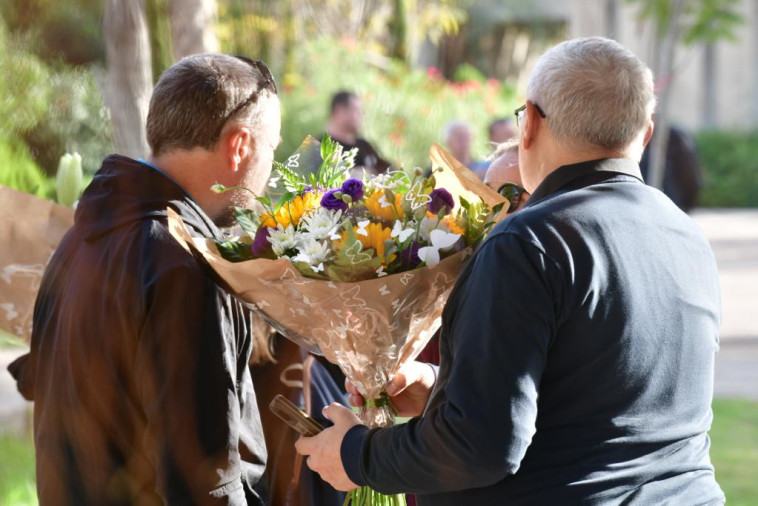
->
xmin=74 ymin=154 xmax=220 ymax=241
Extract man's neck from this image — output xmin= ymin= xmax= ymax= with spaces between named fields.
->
xmin=529 ymin=143 xmax=634 ymax=192
xmin=326 ymin=122 xmax=357 ymax=145
xmin=148 ymin=150 xmax=216 ymax=212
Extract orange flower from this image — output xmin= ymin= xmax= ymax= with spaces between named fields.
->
xmin=365 ymin=190 xmax=404 ymax=221
xmin=442 ymin=215 xmax=465 ymax=236
xmin=261 ymin=192 xmax=322 ymax=228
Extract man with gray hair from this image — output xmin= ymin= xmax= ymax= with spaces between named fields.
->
xmin=9 ymin=54 xmax=279 ymax=505
xmin=297 ymin=37 xmax=724 ymax=505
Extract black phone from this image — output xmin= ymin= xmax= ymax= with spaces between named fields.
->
xmin=269 ymin=394 xmax=325 ymax=437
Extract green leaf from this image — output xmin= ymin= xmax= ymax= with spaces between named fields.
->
xmin=459 ymin=196 xmax=472 ymax=211
xmin=492 ymin=202 xmax=505 ymax=216
xmin=292 ymin=261 xmax=330 ymax=280
xmin=233 ymin=207 xmax=258 ymax=238
xmin=276 ymin=191 xmax=296 ymax=210
xmin=256 ymin=195 xmax=273 ymax=208
xmin=214 ymin=239 xmax=254 ymax=262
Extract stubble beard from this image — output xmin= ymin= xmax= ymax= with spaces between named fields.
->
xmin=212 ymin=167 xmax=268 ymax=228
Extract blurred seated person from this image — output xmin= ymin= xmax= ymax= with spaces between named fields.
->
xmin=488 ymin=117 xmax=518 ymax=147
xmin=444 ymin=119 xmax=489 ymax=180
xmin=324 ymin=90 xmax=391 ymax=175
xmin=484 ymin=139 xmax=530 ymax=213
xmin=251 ymin=331 xmax=348 ymax=506
xmin=416 ymin=141 xmax=528 ymax=392
xmin=639 ymin=126 xmax=702 ymax=213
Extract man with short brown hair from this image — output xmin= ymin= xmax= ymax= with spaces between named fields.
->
xmin=10 ymin=54 xmax=279 ymax=505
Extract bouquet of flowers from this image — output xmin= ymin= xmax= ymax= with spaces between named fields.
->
xmin=168 ymin=136 xmax=505 ymax=506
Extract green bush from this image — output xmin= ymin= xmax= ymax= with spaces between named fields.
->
xmin=0 ymin=23 xmax=50 ymax=140
xmin=277 ymin=38 xmax=517 ymax=168
xmin=696 ymin=130 xmax=758 ymax=208
xmin=0 ymin=15 xmax=112 ymax=176
xmin=0 ymin=139 xmax=54 ymax=199
xmin=21 ymin=67 xmax=114 ymax=175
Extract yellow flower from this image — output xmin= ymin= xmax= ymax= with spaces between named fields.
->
xmin=262 ymin=192 xmax=322 ymax=228
xmin=365 ymin=190 xmax=404 ymax=221
xmin=339 ymin=222 xmax=394 ymax=262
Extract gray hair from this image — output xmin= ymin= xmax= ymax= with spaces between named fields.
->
xmin=147 ymin=54 xmax=276 ymax=156
xmin=491 ymin=138 xmax=519 ymax=159
xmin=527 ymin=37 xmax=655 ymax=150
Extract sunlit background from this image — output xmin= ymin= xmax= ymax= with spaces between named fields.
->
xmin=0 ymin=1 xmax=756 ymax=505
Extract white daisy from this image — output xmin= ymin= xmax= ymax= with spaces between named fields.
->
xmin=300 ymin=208 xmax=345 ymax=240
xmin=267 ymin=224 xmax=299 ymax=256
xmin=292 ymin=237 xmax=332 ymax=265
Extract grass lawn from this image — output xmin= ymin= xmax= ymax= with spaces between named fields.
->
xmin=710 ymin=398 xmax=758 ymax=505
xmin=0 ymin=399 xmax=755 ymax=505
xmin=0 ymin=433 xmax=36 ymax=506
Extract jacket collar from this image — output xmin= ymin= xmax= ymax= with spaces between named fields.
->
xmin=526 ymin=158 xmax=643 ymax=206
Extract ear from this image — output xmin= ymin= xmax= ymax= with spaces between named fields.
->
xmin=225 ymin=126 xmax=253 ymax=173
xmin=642 ymin=120 xmax=654 ymax=149
xmin=521 ymin=101 xmax=542 ymax=150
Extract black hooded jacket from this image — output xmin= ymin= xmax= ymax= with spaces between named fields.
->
xmin=9 ymin=155 xmax=267 ymax=505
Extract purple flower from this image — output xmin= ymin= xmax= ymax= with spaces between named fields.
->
xmin=427 ymin=188 xmax=455 ymax=215
xmin=341 ymin=178 xmax=364 ymax=201
xmin=251 ymin=226 xmax=273 ymax=257
xmin=399 ymin=242 xmax=422 ymax=268
xmin=321 ymin=189 xmax=349 ymax=212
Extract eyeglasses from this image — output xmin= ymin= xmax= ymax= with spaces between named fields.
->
xmin=514 ymin=101 xmax=546 ymax=129
xmin=214 ymin=56 xmax=277 ymax=139
xmin=497 ymin=182 xmax=528 ymax=213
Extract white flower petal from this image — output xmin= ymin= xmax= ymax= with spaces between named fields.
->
xmin=417 ymin=246 xmax=441 ymax=266
xmin=429 ymin=229 xmax=460 ymax=250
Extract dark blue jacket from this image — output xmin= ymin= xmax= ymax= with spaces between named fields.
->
xmin=342 ymin=158 xmax=724 ymax=505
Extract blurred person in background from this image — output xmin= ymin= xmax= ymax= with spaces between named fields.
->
xmin=443 ymin=119 xmax=489 ymax=179
xmin=484 ymin=140 xmax=529 ymax=214
xmin=640 ymin=125 xmax=703 ymax=213
xmin=324 ymin=90 xmax=391 ymax=175
xmin=487 ymin=117 xmax=518 ymax=147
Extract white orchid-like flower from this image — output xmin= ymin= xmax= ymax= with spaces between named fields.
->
xmin=300 ymin=208 xmax=345 ymax=241
xmin=391 ymin=220 xmax=415 ymax=242
xmin=267 ymin=224 xmax=299 ymax=256
xmin=418 ymin=216 xmax=437 ymax=242
xmin=292 ymin=237 xmax=332 ymax=266
xmin=417 ymin=229 xmax=461 ymax=267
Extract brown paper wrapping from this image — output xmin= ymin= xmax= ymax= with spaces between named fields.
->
xmin=168 ymin=145 xmax=506 ymax=426
xmin=0 ymin=185 xmax=74 ymax=341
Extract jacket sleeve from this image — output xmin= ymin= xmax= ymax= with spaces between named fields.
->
xmin=341 ymin=232 xmax=559 ymax=494
xmin=135 ymin=261 xmax=248 ymax=505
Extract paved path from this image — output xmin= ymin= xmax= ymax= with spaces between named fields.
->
xmin=0 ymin=348 xmax=31 ymax=434
xmin=692 ymin=209 xmax=758 ymax=400
xmin=1 ymin=209 xmax=756 ymax=434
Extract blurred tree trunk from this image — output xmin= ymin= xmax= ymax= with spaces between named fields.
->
xmin=388 ymin=0 xmax=408 ymax=62
xmin=103 ymin=0 xmax=153 ymax=159
xmin=146 ymin=0 xmax=174 ymax=82
xmin=647 ymin=0 xmax=685 ymax=190
xmin=169 ymin=0 xmax=219 ymax=59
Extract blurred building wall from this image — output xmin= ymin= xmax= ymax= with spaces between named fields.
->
xmin=566 ymin=0 xmax=758 ymax=131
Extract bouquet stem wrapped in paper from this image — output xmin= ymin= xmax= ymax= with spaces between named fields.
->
xmin=168 ymin=140 xmax=505 ymax=504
